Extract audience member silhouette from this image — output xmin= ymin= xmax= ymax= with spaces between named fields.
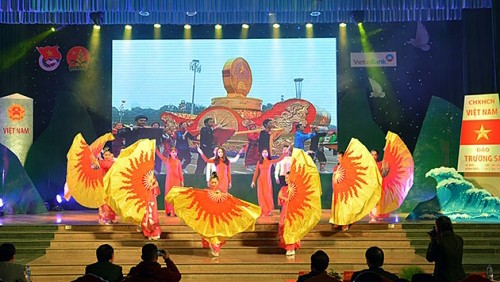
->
xmin=85 ymin=244 xmax=123 ymax=282
xmin=426 ymin=216 xmax=465 ymax=282
xmin=297 ymin=250 xmax=341 ymax=282
xmin=351 ymin=246 xmax=398 ymax=282
xmin=0 ymin=243 xmax=27 ymax=282
xmin=123 ymin=243 xmax=181 ymax=282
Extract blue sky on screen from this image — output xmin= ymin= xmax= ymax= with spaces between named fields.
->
xmin=112 ymin=38 xmax=337 ymax=124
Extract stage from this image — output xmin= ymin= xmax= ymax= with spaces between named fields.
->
xmin=1 ymin=210 xmax=498 ymax=282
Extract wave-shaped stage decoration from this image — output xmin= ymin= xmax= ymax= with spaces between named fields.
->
xmin=410 ymin=167 xmax=500 ymax=221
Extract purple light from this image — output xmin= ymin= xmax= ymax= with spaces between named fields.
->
xmin=0 ymin=198 xmax=3 ymax=208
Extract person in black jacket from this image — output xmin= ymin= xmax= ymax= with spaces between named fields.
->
xmin=85 ymin=244 xmax=123 ymax=282
xmin=195 ymin=118 xmax=216 ymax=174
xmin=351 ymin=246 xmax=398 ymax=282
xmin=124 ymin=243 xmax=181 ymax=282
xmin=426 ymin=216 xmax=466 ymax=282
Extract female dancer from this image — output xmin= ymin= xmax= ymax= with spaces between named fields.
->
xmin=278 ymin=172 xmax=301 ymax=256
xmin=156 ymin=148 xmax=184 ymax=216
xmin=166 ymin=172 xmax=261 ymax=257
xmin=197 ymin=146 xmax=231 ymax=192
xmin=251 ymin=146 xmax=290 ymax=216
xmin=97 ymin=148 xmax=117 ymax=224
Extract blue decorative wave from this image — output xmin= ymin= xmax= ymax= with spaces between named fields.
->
xmin=409 ymin=167 xmax=500 ymax=222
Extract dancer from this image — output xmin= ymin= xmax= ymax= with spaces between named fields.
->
xmin=329 ymin=138 xmax=381 ymax=231
xmin=166 ymin=172 xmax=261 ymax=257
xmin=278 ymin=172 xmax=301 ymax=256
xmin=332 ymin=152 xmax=348 ymax=231
xmin=251 ymin=146 xmax=290 ymax=216
xmin=97 ymin=148 xmax=117 ymax=224
xmin=104 ymin=139 xmax=162 ymax=240
xmin=294 ymin=123 xmax=317 ymax=151
xmin=280 ymin=149 xmax=322 ymax=257
xmin=155 ymin=148 xmax=184 ymax=216
xmin=197 ymin=146 xmax=231 ymax=192
xmin=371 ymin=132 xmax=414 ymax=221
xmin=206 ymin=146 xmax=245 ymax=187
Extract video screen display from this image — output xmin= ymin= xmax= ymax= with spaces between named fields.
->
xmin=112 ymin=38 xmax=337 ymax=174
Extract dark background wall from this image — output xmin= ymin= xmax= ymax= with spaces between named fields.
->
xmin=0 ymin=12 xmax=497 ymax=210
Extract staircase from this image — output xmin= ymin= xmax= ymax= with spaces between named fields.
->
xmin=2 ymin=215 xmax=499 ymax=282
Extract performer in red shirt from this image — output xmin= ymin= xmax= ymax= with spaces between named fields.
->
xmin=98 ymin=149 xmax=117 ymax=224
xmin=156 ymin=148 xmax=184 ymax=216
xmin=251 ymin=146 xmax=290 ymax=216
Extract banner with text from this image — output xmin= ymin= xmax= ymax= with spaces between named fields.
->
xmin=458 ymin=93 xmax=500 ymax=172
xmin=350 ymin=52 xmax=397 ymax=67
xmin=0 ymin=93 xmax=33 ymax=165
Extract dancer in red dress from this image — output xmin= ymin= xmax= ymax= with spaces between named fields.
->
xmin=197 ymin=146 xmax=231 ymax=192
xmin=251 ymin=146 xmax=290 ymax=216
xmin=155 ymin=148 xmax=184 ymax=216
xmin=98 ymin=149 xmax=117 ymax=224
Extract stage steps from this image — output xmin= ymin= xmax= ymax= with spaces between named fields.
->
xmin=1 ymin=216 xmax=499 ymax=282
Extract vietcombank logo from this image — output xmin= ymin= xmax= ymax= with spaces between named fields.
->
xmin=350 ymin=52 xmax=397 ymax=67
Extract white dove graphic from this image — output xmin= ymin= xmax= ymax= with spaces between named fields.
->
xmin=408 ymin=21 xmax=430 ymax=51
xmin=368 ymin=78 xmax=385 ymax=98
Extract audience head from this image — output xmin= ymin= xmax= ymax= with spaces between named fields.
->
xmin=96 ymin=244 xmax=114 ymax=262
xmin=365 ymin=246 xmax=385 ymax=268
xmin=310 ymin=250 xmax=330 ymax=272
xmin=435 ymin=216 xmax=453 ymax=234
xmin=394 ymin=279 xmax=410 ymax=282
xmin=460 ymin=274 xmax=490 ymax=282
xmin=355 ymin=271 xmax=383 ymax=282
xmin=141 ymin=243 xmax=159 ymax=262
xmin=0 ymin=243 xmax=16 ymax=262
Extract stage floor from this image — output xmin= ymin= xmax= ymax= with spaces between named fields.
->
xmin=0 ymin=210 xmax=413 ymax=226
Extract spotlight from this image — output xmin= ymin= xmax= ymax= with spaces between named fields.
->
xmin=56 ymin=194 xmax=63 ymax=204
xmin=310 ymin=11 xmax=321 ymax=17
xmin=154 ymin=23 xmax=161 ymax=28
xmin=0 ymin=198 xmax=4 ymax=216
xmin=358 ymin=22 xmax=363 ymax=27
xmin=305 ymin=23 xmax=313 ymax=28
xmin=351 ymin=10 xmax=365 ymax=24
xmin=50 ymin=27 xmax=56 ymax=32
xmin=45 ymin=195 xmax=63 ymax=212
xmin=93 ymin=24 xmax=101 ymax=30
xmin=125 ymin=25 xmax=132 ymax=30
xmin=215 ymin=24 xmax=222 ymax=30
xmin=339 ymin=22 xmax=347 ymax=27
xmin=273 ymin=23 xmax=280 ymax=29
xmin=242 ymin=24 xmax=249 ymax=29
xmin=184 ymin=24 xmax=192 ymax=30
xmin=89 ymin=11 xmax=103 ymax=26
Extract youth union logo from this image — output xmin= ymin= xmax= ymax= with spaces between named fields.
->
xmin=385 ymin=53 xmax=394 ymax=62
xmin=36 ymin=46 xmax=62 ymax=71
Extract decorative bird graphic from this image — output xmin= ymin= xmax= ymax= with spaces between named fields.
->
xmin=407 ymin=21 xmax=430 ymax=51
xmin=368 ymin=77 xmax=386 ymax=98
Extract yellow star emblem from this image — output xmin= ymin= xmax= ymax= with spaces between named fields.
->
xmin=474 ymin=125 xmax=492 ymax=141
